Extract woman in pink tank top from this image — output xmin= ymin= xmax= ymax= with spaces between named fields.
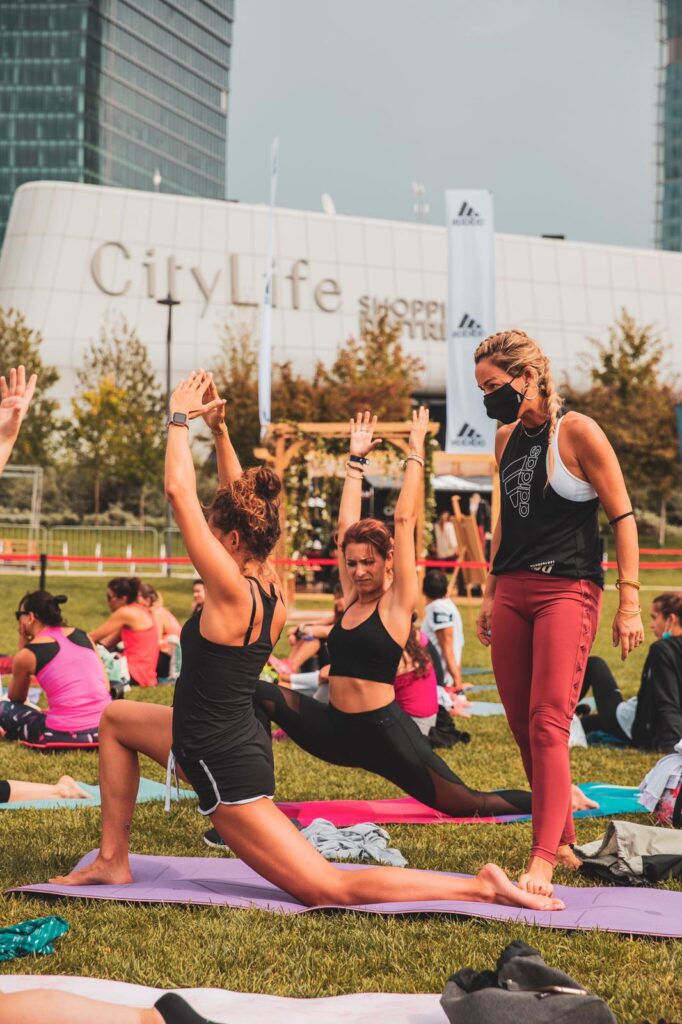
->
xmin=90 ymin=577 xmax=158 ymax=687
xmin=393 ymin=623 xmax=438 ymax=734
xmin=0 ymin=590 xmax=110 ymax=750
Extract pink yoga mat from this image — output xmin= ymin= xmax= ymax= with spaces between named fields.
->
xmin=8 ymin=851 xmax=682 ymax=938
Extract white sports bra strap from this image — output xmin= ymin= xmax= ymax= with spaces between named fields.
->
xmin=547 ymin=417 xmax=598 ymax=503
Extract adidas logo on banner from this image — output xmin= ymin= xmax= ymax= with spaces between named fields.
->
xmin=451 ymin=200 xmax=484 ymax=226
xmin=451 ymin=422 xmax=486 ymax=448
xmin=452 ymin=313 xmax=486 ymax=338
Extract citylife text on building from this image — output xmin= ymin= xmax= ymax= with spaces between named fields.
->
xmin=2 ymin=181 xmax=682 ymax=414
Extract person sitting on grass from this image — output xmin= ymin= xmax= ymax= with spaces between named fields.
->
xmin=139 ymin=583 xmax=182 ymax=680
xmin=421 ymin=569 xmax=467 ymax=692
xmin=90 ymin=577 xmax=159 ymax=687
xmin=0 ymin=988 xmax=217 ymax=1024
xmin=190 ymin=578 xmax=205 ymax=615
xmin=270 ymin=581 xmax=345 ymax=676
xmin=0 ymin=591 xmax=110 ymax=751
xmin=578 ymin=591 xmax=682 ymax=752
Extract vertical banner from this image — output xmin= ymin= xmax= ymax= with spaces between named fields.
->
xmin=259 ymin=137 xmax=279 ymax=437
xmin=445 ymin=190 xmax=496 ymax=453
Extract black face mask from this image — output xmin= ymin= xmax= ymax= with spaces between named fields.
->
xmin=483 ymin=379 xmax=526 ymax=423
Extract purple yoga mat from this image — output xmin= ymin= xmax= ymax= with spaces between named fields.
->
xmin=7 ymin=851 xmax=682 ymax=938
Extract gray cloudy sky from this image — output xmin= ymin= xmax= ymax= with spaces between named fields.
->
xmin=227 ymin=0 xmax=659 ymax=248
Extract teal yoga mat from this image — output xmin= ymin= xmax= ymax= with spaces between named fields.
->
xmin=0 ymin=777 xmax=196 ymax=810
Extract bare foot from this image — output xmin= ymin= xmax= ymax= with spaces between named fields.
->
xmin=477 ymin=863 xmax=564 ymax=912
xmin=50 ymin=854 xmax=133 ymax=886
xmin=571 ymin=784 xmax=599 ymax=811
xmin=518 ymin=855 xmax=554 ymax=897
xmin=557 ymin=844 xmax=582 ymax=871
xmin=53 ymin=775 xmax=91 ymax=800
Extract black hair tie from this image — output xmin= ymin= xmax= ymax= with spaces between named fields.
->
xmin=608 ymin=511 xmax=635 ymax=528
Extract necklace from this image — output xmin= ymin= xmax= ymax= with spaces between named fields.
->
xmin=519 ymin=418 xmax=549 ymax=438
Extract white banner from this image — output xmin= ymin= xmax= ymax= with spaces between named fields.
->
xmin=445 ymin=190 xmax=496 ymax=453
xmin=259 ymin=137 xmax=279 ymax=436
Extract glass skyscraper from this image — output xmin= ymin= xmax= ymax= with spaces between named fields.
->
xmin=659 ymin=0 xmax=682 ymax=249
xmin=0 ymin=0 xmax=233 ymax=242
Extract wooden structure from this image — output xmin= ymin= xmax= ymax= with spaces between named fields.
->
xmin=450 ymin=495 xmax=487 ymax=598
xmin=432 ymin=450 xmax=500 ymax=524
xmin=257 ymin=421 xmax=439 ymax=603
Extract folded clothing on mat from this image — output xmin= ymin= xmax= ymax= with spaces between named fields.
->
xmin=300 ymin=818 xmax=407 ymax=867
xmin=0 ymin=976 xmax=444 ymax=1024
xmin=0 ymin=777 xmax=195 ymax=810
xmin=277 ymin=784 xmax=643 ymax=827
xmin=441 ymin=939 xmax=615 ymax=1024
xmin=9 ymin=851 xmax=682 ymax=937
xmin=575 ymin=819 xmax=682 ymax=885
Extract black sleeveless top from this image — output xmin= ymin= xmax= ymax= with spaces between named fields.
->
xmin=493 ymin=421 xmax=603 ymax=586
xmin=327 ymin=602 xmax=403 ymax=684
xmin=172 ymin=577 xmax=279 ymax=759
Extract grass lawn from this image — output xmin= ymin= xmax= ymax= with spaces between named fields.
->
xmin=0 ymin=573 xmax=679 ymax=1021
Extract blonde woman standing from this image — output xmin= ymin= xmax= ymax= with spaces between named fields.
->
xmin=474 ymin=330 xmax=644 ymax=897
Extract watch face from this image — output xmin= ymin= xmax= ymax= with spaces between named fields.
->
xmin=172 ymin=412 xmax=188 ymax=424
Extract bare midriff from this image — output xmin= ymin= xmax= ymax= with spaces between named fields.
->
xmin=328 ymin=675 xmax=395 ymax=713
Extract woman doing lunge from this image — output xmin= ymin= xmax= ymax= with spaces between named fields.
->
xmin=474 ymin=329 xmax=644 ymax=897
xmin=256 ymin=409 xmax=543 ymax=819
xmin=52 ymin=372 xmax=562 ymax=912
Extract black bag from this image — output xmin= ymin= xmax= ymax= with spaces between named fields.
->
xmin=440 ymin=940 xmax=615 ymax=1024
xmin=428 ymin=704 xmax=470 ymax=749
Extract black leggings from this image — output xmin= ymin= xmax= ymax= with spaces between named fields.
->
xmin=0 ymin=780 xmax=9 ymax=803
xmin=255 ymin=681 xmax=531 ymax=817
xmin=578 ymin=657 xmax=630 ymax=742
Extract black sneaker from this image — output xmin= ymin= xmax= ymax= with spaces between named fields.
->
xmin=203 ymin=827 xmax=228 ymax=850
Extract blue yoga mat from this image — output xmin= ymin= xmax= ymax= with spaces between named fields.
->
xmin=0 ymin=777 xmax=196 ymax=810
xmin=467 ymin=700 xmax=505 ymax=717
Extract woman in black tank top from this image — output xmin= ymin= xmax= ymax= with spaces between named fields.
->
xmin=53 ymin=375 xmax=562 ymax=913
xmin=474 ymin=330 xmax=644 ymax=900
xmin=257 ymin=409 xmax=547 ymax=822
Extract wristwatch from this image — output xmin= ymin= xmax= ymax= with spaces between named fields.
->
xmin=167 ymin=412 xmax=189 ymax=429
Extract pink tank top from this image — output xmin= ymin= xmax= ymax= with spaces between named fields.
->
xmin=121 ymin=610 xmax=158 ymax=687
xmin=35 ymin=626 xmax=111 ymax=731
xmin=393 ymin=632 xmax=438 ymax=718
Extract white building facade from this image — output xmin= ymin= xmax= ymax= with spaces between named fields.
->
xmin=1 ymin=180 xmax=681 ymax=410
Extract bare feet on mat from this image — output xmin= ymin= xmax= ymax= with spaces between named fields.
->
xmin=517 ymin=856 xmax=555 ymax=897
xmin=570 ymin=784 xmax=599 ymax=811
xmin=50 ymin=854 xmax=133 ymax=886
xmin=556 ymin=844 xmax=582 ymax=871
xmin=477 ymin=863 xmax=564 ymax=911
xmin=53 ymin=775 xmax=91 ymax=800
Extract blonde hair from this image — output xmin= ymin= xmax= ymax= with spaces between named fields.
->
xmin=474 ymin=329 xmax=563 ymax=479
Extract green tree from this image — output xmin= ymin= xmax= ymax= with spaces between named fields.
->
xmin=77 ymin=315 xmax=166 ymax=521
xmin=0 ymin=307 xmax=61 ymax=464
xmin=70 ymin=377 xmax=127 ymax=521
xmin=563 ymin=309 xmax=680 ymax=539
xmin=318 ymin=313 xmax=424 ymax=420
xmin=210 ymin=318 xmax=261 ymax=468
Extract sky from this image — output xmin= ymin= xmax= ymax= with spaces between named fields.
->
xmin=228 ymin=0 xmax=659 ymax=249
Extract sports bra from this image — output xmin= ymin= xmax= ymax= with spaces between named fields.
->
xmin=548 ymin=417 xmax=597 ymax=502
xmin=327 ymin=601 xmax=403 ymax=684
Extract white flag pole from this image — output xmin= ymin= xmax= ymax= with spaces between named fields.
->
xmin=445 ymin=190 xmax=496 ymax=454
xmin=259 ymin=137 xmax=279 ymax=438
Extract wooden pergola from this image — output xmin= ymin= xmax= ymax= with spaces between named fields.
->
xmin=256 ymin=421 xmax=439 ymax=601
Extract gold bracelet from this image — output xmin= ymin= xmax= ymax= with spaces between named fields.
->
xmin=618 ymin=606 xmax=642 ymax=617
xmin=401 ymin=454 xmax=425 ymax=469
xmin=616 ymin=579 xmax=640 ymax=591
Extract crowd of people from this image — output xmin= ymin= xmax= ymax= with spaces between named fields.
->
xmin=0 ymin=334 xmax=681 ymax=1020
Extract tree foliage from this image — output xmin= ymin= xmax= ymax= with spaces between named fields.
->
xmin=563 ymin=309 xmax=680 ymax=511
xmin=0 ymin=307 xmax=61 ymax=464
xmin=70 ymin=377 xmax=128 ymax=520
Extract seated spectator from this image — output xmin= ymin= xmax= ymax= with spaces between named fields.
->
xmin=578 ymin=591 xmax=682 ymax=752
xmin=433 ymin=510 xmax=458 ymax=562
xmin=139 ymin=583 xmax=182 ymax=680
xmin=421 ymin=569 xmax=466 ymax=691
xmin=191 ymin=578 xmax=205 ymax=616
xmin=271 ymin=583 xmax=344 ymax=675
xmin=0 ymin=591 xmax=110 ymax=750
xmin=90 ymin=577 xmax=158 ymax=687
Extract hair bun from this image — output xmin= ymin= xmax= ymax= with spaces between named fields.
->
xmin=54 ymin=595 xmax=68 ymax=605
xmin=253 ymin=466 xmax=281 ymax=502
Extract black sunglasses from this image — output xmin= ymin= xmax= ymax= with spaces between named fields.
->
xmin=14 ymin=609 xmax=28 ymax=620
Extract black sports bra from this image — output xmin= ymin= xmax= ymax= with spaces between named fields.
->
xmin=327 ymin=602 xmax=403 ymax=684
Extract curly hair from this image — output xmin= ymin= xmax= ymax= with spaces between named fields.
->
xmin=207 ymin=466 xmax=282 ymax=562
xmin=402 ymin=614 xmax=431 ymax=679
xmin=474 ymin=329 xmax=563 ymax=479
xmin=653 ymin=591 xmax=682 ymax=620
xmin=341 ymin=518 xmax=393 ymax=559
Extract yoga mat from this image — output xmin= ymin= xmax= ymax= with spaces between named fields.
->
xmin=461 ymin=667 xmax=493 ymax=677
xmin=0 ymin=777 xmax=195 ymax=810
xmin=9 ymin=850 xmax=682 ymax=937
xmin=466 ymin=700 xmax=505 ymax=716
xmin=277 ymin=784 xmax=644 ymax=827
xmin=0 ymin=976 xmax=444 ymax=1024
xmin=463 ymin=683 xmax=498 ymax=693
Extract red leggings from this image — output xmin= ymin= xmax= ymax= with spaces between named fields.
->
xmin=491 ymin=571 xmax=602 ymax=864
